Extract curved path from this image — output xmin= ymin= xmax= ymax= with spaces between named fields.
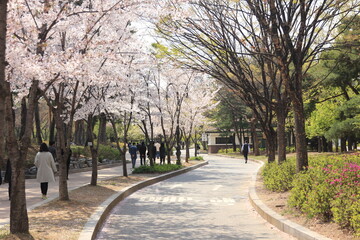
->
xmin=96 ymin=155 xmax=294 ymax=240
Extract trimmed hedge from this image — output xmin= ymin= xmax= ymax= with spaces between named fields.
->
xmin=262 ymin=152 xmax=360 ymax=235
xmin=132 ymin=164 xmax=183 ymax=174
xmin=262 ymin=159 xmax=296 ymax=192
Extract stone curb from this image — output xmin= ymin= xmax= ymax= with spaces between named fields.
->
xmin=248 ymin=161 xmax=332 ymax=240
xmin=78 ymin=161 xmax=209 ymax=240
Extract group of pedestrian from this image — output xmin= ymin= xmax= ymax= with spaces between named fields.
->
xmin=128 ymin=141 xmax=167 ymax=168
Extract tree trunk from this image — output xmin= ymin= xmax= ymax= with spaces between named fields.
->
xmin=148 ymin=141 xmax=155 ymax=166
xmin=250 ymin=116 xmax=260 ymax=156
xmin=6 ymin=79 xmax=38 ymax=233
xmin=53 ymin=109 xmax=69 ymax=201
xmin=20 ymin=98 xmax=27 ymax=138
xmin=318 ymin=136 xmax=322 ymax=153
xmin=335 ymin=139 xmax=339 ymax=152
xmin=340 ymin=137 xmax=347 ymax=152
xmin=74 ymin=120 xmax=86 ymax=145
xmin=98 ymin=113 xmax=107 ymax=144
xmin=0 ymin=0 xmax=8 ymax=168
xmin=185 ymin=139 xmax=190 ymax=162
xmin=323 ymin=137 xmax=328 ymax=152
xmin=109 ymin=117 xmax=128 ymax=177
xmin=34 ymin=100 xmax=42 ymax=144
xmin=265 ymin=135 xmax=276 ymax=163
xmin=49 ymin=112 xmax=55 ymax=143
xmin=231 ymin=133 xmax=236 ymax=152
xmin=276 ymin=108 xmax=287 ymax=163
xmin=348 ymin=136 xmax=354 ymax=151
xmin=328 ymin=141 xmax=333 ymax=152
xmin=5 ymin=95 xmax=30 ymax=234
xmin=87 ymin=114 xmax=98 ymax=186
xmin=293 ymin=107 xmax=308 ymax=172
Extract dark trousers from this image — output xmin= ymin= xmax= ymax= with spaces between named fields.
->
xmin=131 ymin=155 xmax=137 ymax=168
xmin=41 ymin=182 xmax=49 ymax=195
xmin=244 ymin=153 xmax=248 ymax=162
xmin=140 ymin=154 xmax=145 ymax=165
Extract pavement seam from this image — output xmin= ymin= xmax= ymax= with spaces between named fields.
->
xmin=78 ymin=161 xmax=209 ymax=240
xmin=248 ymin=160 xmax=332 ymax=240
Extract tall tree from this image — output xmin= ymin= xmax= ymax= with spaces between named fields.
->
xmin=0 ymin=0 xmax=8 ymax=170
xmin=250 ymin=0 xmax=359 ymax=171
xmin=156 ymin=1 xmax=286 ymax=162
xmin=157 ymin=0 xmax=359 ymax=169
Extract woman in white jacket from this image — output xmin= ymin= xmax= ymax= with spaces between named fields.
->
xmin=35 ymin=143 xmax=57 ymax=199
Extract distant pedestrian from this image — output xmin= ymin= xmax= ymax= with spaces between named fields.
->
xmin=48 ymin=140 xmax=57 ymax=162
xmin=241 ymin=141 xmax=250 ymax=163
xmin=35 ymin=143 xmax=57 ymax=200
xmin=4 ymin=159 xmax=12 ymax=200
xmin=129 ymin=143 xmax=138 ymax=168
xmin=147 ymin=141 xmax=156 ymax=164
xmin=138 ymin=142 xmax=147 ymax=166
xmin=159 ymin=142 xmax=166 ymax=165
xmin=154 ymin=141 xmax=161 ymax=160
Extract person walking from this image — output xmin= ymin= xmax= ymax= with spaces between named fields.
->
xmin=241 ymin=141 xmax=251 ymax=163
xmin=129 ymin=143 xmax=138 ymax=168
xmin=154 ymin=141 xmax=161 ymax=160
xmin=34 ymin=143 xmax=57 ymax=200
xmin=138 ymin=142 xmax=147 ymax=166
xmin=159 ymin=142 xmax=166 ymax=165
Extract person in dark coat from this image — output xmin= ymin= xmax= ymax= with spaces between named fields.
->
xmin=129 ymin=143 xmax=138 ymax=168
xmin=159 ymin=142 xmax=166 ymax=165
xmin=241 ymin=141 xmax=251 ymax=163
xmin=4 ymin=159 xmax=12 ymax=200
xmin=138 ymin=142 xmax=147 ymax=166
xmin=147 ymin=141 xmax=156 ymax=164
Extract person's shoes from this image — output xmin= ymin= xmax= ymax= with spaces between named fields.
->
xmin=42 ymin=195 xmax=48 ymax=200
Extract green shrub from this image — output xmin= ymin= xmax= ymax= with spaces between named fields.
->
xmin=288 ymin=152 xmax=360 ymax=234
xmin=98 ymin=145 xmax=121 ymax=161
xmin=286 ymin=146 xmax=296 ymax=153
xmin=132 ymin=164 xmax=183 ymax=174
xmin=328 ymin=162 xmax=360 ymax=234
xmin=262 ymin=159 xmax=296 ymax=192
xmin=189 ymin=156 xmax=204 ymax=160
xmin=71 ymin=144 xmax=121 ymax=161
xmin=71 ymin=145 xmax=91 ymax=158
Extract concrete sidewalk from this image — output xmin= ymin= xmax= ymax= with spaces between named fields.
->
xmin=0 ymin=162 xmax=133 ymax=228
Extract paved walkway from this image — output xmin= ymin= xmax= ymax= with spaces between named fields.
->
xmin=96 ymin=155 xmax=294 ymax=240
xmin=0 ymin=161 xmax=133 ymax=227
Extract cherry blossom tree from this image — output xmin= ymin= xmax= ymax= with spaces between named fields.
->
xmin=180 ymin=75 xmax=218 ymax=162
xmin=0 ymin=0 xmax=7 ymax=171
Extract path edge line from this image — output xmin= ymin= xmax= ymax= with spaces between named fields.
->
xmin=78 ymin=161 xmax=209 ymax=240
xmin=248 ymin=160 xmax=332 ymax=240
